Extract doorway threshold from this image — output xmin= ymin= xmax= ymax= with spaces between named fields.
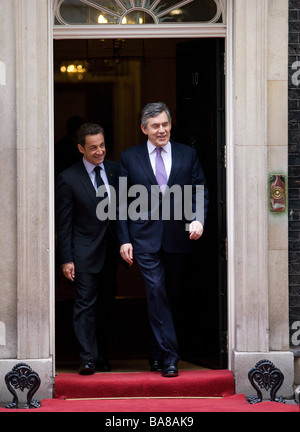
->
xmin=55 ymin=359 xmax=209 ymax=374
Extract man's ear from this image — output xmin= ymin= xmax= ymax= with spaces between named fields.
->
xmin=140 ymin=124 xmax=148 ymax=136
xmin=78 ymin=143 xmax=85 ymax=154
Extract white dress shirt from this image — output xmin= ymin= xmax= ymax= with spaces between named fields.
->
xmin=147 ymin=140 xmax=172 ymax=180
xmin=82 ymin=157 xmax=110 ymax=199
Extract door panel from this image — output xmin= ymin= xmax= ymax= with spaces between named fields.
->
xmin=176 ymin=39 xmax=227 ymax=368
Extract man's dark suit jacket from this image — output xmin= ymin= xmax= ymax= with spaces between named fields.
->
xmin=56 ymin=159 xmax=119 ymax=274
xmin=117 ymin=140 xmax=209 ymax=254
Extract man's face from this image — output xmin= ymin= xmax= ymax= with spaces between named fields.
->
xmin=141 ymin=111 xmax=171 ymax=147
xmin=78 ymin=133 xmax=106 ymax=166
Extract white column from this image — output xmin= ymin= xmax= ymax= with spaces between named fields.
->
xmin=231 ymin=0 xmax=293 ymax=397
xmin=0 ymin=0 xmax=18 ymax=362
xmin=0 ymin=0 xmax=53 ymax=404
xmin=233 ymin=0 xmax=269 ymax=353
xmin=15 ymin=0 xmax=52 ymax=361
xmin=266 ymin=0 xmax=289 ymax=352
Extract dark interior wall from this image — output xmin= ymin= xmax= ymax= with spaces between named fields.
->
xmin=54 ymin=38 xmax=179 ymax=363
xmin=54 ymin=39 xmax=177 ymax=155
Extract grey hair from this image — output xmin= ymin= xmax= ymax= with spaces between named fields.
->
xmin=141 ymin=102 xmax=172 ymax=128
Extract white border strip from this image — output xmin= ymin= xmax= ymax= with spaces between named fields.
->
xmin=225 ymin=0 xmax=234 ymax=371
xmin=48 ymin=0 xmax=56 ymax=379
xmin=53 ymin=23 xmax=226 ymax=39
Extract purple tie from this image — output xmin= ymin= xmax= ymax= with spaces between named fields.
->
xmin=155 ymin=147 xmax=167 ymax=193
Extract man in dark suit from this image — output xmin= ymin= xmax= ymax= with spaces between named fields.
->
xmin=117 ymin=102 xmax=209 ymax=377
xmin=56 ymin=123 xmax=119 ymax=375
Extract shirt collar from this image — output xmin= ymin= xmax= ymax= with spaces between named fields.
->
xmin=147 ymin=140 xmax=171 ymax=154
xmin=82 ymin=157 xmax=105 ymax=175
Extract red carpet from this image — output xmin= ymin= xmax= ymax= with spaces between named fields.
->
xmin=0 ymin=370 xmax=299 ymax=413
xmin=0 ymin=394 xmax=298 ymax=413
xmin=54 ymin=370 xmax=235 ymax=399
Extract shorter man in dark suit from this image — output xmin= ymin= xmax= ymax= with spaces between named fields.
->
xmin=56 ymin=123 xmax=119 ymax=375
xmin=117 ymin=102 xmax=208 ymax=377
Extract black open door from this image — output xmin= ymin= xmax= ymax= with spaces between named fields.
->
xmin=175 ymin=39 xmax=227 ymax=369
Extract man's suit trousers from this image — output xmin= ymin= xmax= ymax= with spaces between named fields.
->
xmin=135 ymin=251 xmax=180 ymax=365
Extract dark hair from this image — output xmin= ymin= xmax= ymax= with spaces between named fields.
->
xmin=141 ymin=102 xmax=172 ymax=127
xmin=76 ymin=123 xmax=105 ymax=146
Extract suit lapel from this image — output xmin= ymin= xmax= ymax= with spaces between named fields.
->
xmin=76 ymin=160 xmax=99 ymax=205
xmin=136 ymin=142 xmax=158 ymax=185
xmin=168 ymin=141 xmax=180 ymax=187
xmin=135 ymin=141 xmax=182 ymax=188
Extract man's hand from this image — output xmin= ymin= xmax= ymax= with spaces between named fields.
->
xmin=62 ymin=262 xmax=75 ymax=282
xmin=189 ymin=221 xmax=204 ymax=240
xmin=120 ymin=243 xmax=133 ymax=267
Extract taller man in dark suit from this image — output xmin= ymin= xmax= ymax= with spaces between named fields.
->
xmin=56 ymin=123 xmax=119 ymax=375
xmin=117 ymin=102 xmax=209 ymax=377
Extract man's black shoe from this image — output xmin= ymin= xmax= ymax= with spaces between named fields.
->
xmin=162 ymin=364 xmax=178 ymax=377
xmin=150 ymin=360 xmax=163 ymax=372
xmin=78 ymin=360 xmax=95 ymax=375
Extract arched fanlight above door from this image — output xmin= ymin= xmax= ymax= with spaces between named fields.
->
xmin=53 ymin=0 xmax=226 ymax=26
